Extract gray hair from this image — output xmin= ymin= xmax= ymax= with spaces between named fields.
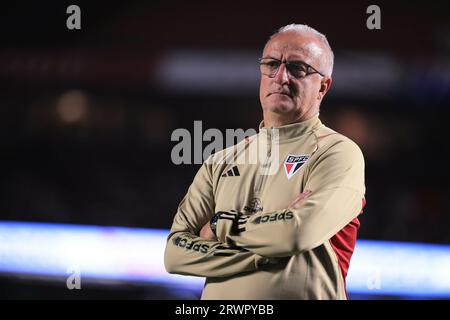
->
xmin=266 ymin=24 xmax=334 ymax=77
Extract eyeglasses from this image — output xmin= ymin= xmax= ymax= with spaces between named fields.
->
xmin=259 ymin=58 xmax=325 ymax=79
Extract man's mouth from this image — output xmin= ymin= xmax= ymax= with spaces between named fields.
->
xmin=269 ymin=92 xmax=292 ymax=98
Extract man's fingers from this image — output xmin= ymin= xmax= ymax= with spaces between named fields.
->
xmin=199 ymin=222 xmax=216 ymax=241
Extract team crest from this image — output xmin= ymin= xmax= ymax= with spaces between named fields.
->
xmin=284 ymin=155 xmax=310 ymax=180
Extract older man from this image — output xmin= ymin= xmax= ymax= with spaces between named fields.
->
xmin=164 ymin=24 xmax=366 ymax=299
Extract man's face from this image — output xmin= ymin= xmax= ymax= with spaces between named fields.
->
xmin=259 ymin=31 xmax=330 ymax=122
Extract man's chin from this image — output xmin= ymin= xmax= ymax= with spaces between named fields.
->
xmin=263 ymin=94 xmax=296 ymax=112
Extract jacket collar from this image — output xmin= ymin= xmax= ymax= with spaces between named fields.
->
xmin=258 ymin=115 xmax=322 ymax=142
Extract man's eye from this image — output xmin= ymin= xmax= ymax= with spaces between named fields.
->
xmin=291 ymin=64 xmax=307 ymax=73
xmin=266 ymin=61 xmax=280 ymax=68
xmin=289 ymin=64 xmax=308 ymax=77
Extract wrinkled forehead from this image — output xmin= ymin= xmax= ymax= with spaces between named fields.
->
xmin=263 ymin=32 xmax=323 ymax=64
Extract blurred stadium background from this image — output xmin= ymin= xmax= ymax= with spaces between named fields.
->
xmin=0 ymin=0 xmax=449 ymax=299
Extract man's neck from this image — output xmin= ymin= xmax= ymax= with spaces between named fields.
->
xmin=262 ymin=110 xmax=319 ymax=128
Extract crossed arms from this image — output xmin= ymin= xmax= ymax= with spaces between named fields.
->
xmin=164 ymin=140 xmax=365 ymax=278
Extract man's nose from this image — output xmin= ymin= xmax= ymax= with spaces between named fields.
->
xmin=273 ymin=63 xmax=289 ymax=84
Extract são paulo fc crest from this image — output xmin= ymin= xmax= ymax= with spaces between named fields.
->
xmin=284 ymin=155 xmax=310 ymax=180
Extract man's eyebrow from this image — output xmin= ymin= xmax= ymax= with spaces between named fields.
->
xmin=288 ymin=59 xmax=309 ymax=64
xmin=261 ymin=56 xmax=309 ymax=65
xmin=285 ymin=55 xmax=314 ymax=65
xmin=283 ymin=55 xmax=309 ymax=62
xmin=261 ymin=54 xmax=310 ymax=61
xmin=261 ymin=56 xmax=281 ymax=60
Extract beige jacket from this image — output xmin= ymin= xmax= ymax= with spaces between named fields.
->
xmin=164 ymin=115 xmax=366 ymax=299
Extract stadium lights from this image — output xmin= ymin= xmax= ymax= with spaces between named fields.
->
xmin=1 ymin=221 xmax=449 ymax=298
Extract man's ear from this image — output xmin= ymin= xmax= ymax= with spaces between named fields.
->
xmin=318 ymin=77 xmax=332 ymax=99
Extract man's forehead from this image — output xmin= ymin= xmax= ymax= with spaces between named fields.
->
xmin=263 ymin=32 xmax=323 ymax=60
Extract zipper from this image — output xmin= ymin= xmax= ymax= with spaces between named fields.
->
xmin=254 ymin=128 xmax=274 ymax=194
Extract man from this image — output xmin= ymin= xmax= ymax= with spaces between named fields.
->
xmin=164 ymin=24 xmax=366 ymax=299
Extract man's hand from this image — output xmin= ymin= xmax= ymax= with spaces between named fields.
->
xmin=288 ymin=190 xmax=312 ymax=209
xmin=199 ymin=191 xmax=311 ymax=241
xmin=200 ymin=222 xmax=217 ymax=241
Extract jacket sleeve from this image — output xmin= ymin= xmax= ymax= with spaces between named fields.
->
xmin=217 ymin=139 xmax=366 ymax=258
xmin=164 ymin=159 xmax=270 ymax=278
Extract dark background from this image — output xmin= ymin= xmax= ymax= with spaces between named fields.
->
xmin=0 ymin=0 xmax=449 ymax=299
